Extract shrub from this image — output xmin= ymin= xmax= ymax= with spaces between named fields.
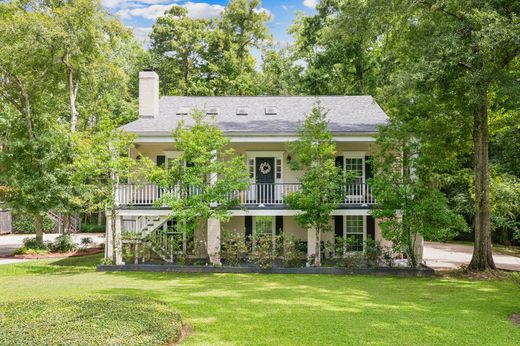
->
xmin=364 ymin=238 xmax=382 ymax=267
xmin=50 ymin=234 xmax=77 ymax=253
xmin=249 ymin=234 xmax=276 ymax=269
xmin=80 ymin=223 xmax=105 ymax=233
xmin=337 ymin=252 xmax=365 ymax=269
xmin=23 ymin=237 xmax=49 ymax=250
xmin=13 ymin=213 xmax=54 ymax=234
xmin=12 ymin=247 xmax=48 ymax=255
xmin=282 ymin=236 xmax=307 ymax=267
xmin=80 ymin=237 xmax=93 ymax=250
xmin=221 ymin=231 xmax=248 ymax=266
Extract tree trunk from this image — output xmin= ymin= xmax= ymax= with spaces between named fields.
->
xmin=34 ymin=213 xmax=44 ymax=243
xmin=468 ymin=93 xmax=495 ymax=270
xmin=97 ymin=211 xmax=104 ymax=226
xmin=315 ymin=228 xmax=321 ymax=267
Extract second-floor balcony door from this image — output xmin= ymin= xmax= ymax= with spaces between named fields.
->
xmin=256 ymin=157 xmax=275 ymax=204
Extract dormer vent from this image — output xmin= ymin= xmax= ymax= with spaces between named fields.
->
xmin=206 ymin=107 xmax=219 ymax=115
xmin=265 ymin=106 xmax=277 ymax=115
xmin=176 ymin=107 xmax=190 ymax=116
xmin=236 ymin=107 xmax=249 ymax=116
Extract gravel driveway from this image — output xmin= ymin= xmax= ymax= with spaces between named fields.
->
xmin=424 ymin=241 xmax=520 ymax=271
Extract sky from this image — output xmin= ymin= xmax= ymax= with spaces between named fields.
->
xmin=101 ymin=0 xmax=319 ymax=48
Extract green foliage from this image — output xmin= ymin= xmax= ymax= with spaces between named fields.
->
xmin=286 ymin=103 xmax=343 ymax=266
xmin=221 ymin=231 xmax=248 ymax=266
xmin=80 ymin=223 xmax=105 ymax=233
xmin=80 ymin=237 xmax=93 ymax=248
xmin=150 ymin=0 xmax=271 ymax=96
xmin=22 ymin=237 xmax=49 ymax=251
xmin=0 ymin=296 xmax=181 ymax=346
xmin=282 ymin=236 xmax=307 ymax=267
xmin=249 ymin=234 xmax=276 ymax=269
xmin=12 ymin=213 xmax=54 ymax=234
xmin=151 ymin=111 xmax=250 ymax=228
xmin=490 ymin=173 xmax=520 ymax=243
xmin=49 ymin=234 xmax=77 ymax=253
xmin=371 ymin=121 xmax=467 ymax=267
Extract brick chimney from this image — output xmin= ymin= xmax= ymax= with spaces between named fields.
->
xmin=139 ymin=70 xmax=159 ymax=118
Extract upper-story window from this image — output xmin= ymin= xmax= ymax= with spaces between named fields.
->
xmin=345 ymin=157 xmax=364 ymax=184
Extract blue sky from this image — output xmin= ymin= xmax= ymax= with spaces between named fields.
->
xmin=101 ymin=0 xmax=318 ymax=47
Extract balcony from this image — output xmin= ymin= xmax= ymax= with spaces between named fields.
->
xmin=115 ymin=183 xmax=376 ymax=208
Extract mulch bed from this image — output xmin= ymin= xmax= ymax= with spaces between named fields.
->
xmin=511 ymin=313 xmax=520 ymax=327
xmin=0 ymin=247 xmax=103 ymax=259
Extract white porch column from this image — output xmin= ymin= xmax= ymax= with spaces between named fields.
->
xmin=105 ymin=213 xmax=113 ymax=261
xmin=113 ymin=214 xmax=123 ymax=265
xmin=307 ymin=228 xmax=316 ymax=264
xmin=207 ymin=217 xmax=221 ymax=265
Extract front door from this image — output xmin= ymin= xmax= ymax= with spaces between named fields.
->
xmin=256 ymin=157 xmax=275 ymax=204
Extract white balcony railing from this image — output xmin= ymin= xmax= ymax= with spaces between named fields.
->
xmin=115 ymin=183 xmax=376 ymax=207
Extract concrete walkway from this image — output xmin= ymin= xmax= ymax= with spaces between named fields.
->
xmin=0 ymin=233 xmax=104 ymax=265
xmin=424 ymin=241 xmax=520 ymax=271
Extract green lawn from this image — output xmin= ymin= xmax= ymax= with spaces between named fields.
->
xmin=1 ymin=255 xmax=519 ymax=345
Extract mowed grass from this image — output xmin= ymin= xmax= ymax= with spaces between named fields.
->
xmin=1 ymin=255 xmax=519 ymax=345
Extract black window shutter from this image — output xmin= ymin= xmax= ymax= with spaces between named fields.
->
xmin=366 ymin=215 xmax=375 ymax=240
xmin=156 ymin=155 xmax=166 ymax=167
xmin=335 ymin=156 xmax=344 ymax=168
xmin=275 ymin=216 xmax=283 ymax=235
xmin=365 ymin=156 xmax=373 ymax=180
xmin=334 ymin=215 xmax=343 ymax=238
xmin=245 ymin=216 xmax=253 ymax=238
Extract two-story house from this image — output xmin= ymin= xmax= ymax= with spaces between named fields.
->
xmin=105 ymin=71 xmax=415 ymax=266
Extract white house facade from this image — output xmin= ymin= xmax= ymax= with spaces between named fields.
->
xmin=105 ymin=71 xmax=421 ymax=266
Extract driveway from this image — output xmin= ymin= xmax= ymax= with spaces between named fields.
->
xmin=424 ymin=241 xmax=520 ymax=271
xmin=0 ymin=233 xmax=104 ymax=265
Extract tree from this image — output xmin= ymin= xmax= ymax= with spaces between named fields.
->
xmin=290 ymin=0 xmax=396 ymax=95
xmin=0 ymin=1 xmax=72 ymax=242
xmin=260 ymin=45 xmax=302 ymax=95
xmin=380 ymin=0 xmax=520 ymax=270
xmin=371 ymin=121 xmax=466 ymax=267
xmin=149 ymin=6 xmax=210 ymax=95
xmin=150 ymin=111 xmax=250 ymax=255
xmin=286 ymin=104 xmax=343 ymax=266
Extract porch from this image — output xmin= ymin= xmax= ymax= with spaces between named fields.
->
xmin=115 ymin=182 xmax=376 ymax=208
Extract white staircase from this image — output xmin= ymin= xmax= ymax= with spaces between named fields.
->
xmin=132 ymin=216 xmax=174 ymax=262
xmin=47 ymin=211 xmax=81 ymax=233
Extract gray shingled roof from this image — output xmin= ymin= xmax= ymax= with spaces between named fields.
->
xmin=121 ymin=96 xmax=388 ymax=135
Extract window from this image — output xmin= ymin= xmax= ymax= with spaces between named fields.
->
xmin=206 ymin=107 xmax=219 ymax=115
xmin=255 ymin=216 xmax=274 ymax=235
xmin=176 ymin=107 xmax=190 ymax=115
xmin=345 ymin=215 xmax=364 ymax=252
xmin=265 ymin=106 xmax=277 ymax=115
xmin=345 ymin=158 xmax=364 ymax=184
xmin=236 ymin=107 xmax=249 ymax=116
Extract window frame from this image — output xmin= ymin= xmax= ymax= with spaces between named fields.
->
xmin=344 ymin=215 xmax=366 ymax=253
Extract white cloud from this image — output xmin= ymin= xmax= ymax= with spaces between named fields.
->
xmin=303 ymin=0 xmax=318 ymax=9
xmin=132 ymin=26 xmax=153 ymax=46
xmin=118 ymin=2 xmax=224 ymax=21
xmin=127 ymin=4 xmax=173 ymax=19
xmin=102 ymin=0 xmax=174 ymax=9
xmin=184 ymin=2 xmax=224 ymax=19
